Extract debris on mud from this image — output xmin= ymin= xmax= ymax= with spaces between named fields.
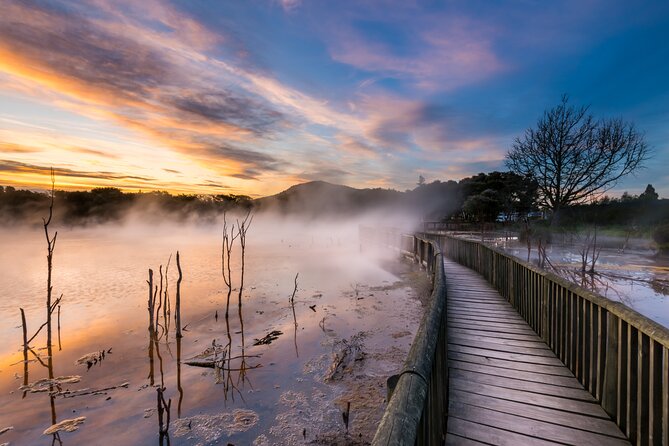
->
xmin=185 ymin=341 xmax=227 ymax=368
xmin=76 ymin=349 xmax=112 ymax=370
xmin=19 ymin=376 xmax=81 ymax=393
xmin=0 ymin=426 xmax=13 ymax=435
xmin=325 ymin=333 xmax=366 ymax=382
xmin=253 ymin=330 xmax=282 ymax=346
xmin=267 ymin=389 xmax=342 ymax=444
xmin=57 ymin=381 xmax=129 ymax=398
xmin=42 ymin=417 xmax=86 ymax=435
xmin=172 ymin=409 xmax=259 ymax=444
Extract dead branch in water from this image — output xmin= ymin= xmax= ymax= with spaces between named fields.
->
xmin=289 ymin=272 xmax=299 ymax=357
xmin=156 ymin=265 xmax=163 ymax=328
xmin=221 ymin=214 xmax=238 ymax=316
xmin=175 ymin=251 xmax=183 ymax=339
xmin=57 ymin=304 xmax=61 ymax=351
xmin=163 ymin=254 xmax=172 ymax=333
xmin=20 ymin=308 xmax=29 ymax=395
xmin=236 ymin=210 xmax=253 ymax=308
xmin=176 ymin=336 xmax=183 ymax=418
xmin=156 ymin=386 xmax=171 ymax=445
xmin=43 ymin=168 xmax=57 ymax=352
xmin=290 ymin=273 xmax=299 ymax=303
xmin=147 ymin=269 xmax=155 ymax=332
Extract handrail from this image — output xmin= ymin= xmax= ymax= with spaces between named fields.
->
xmin=365 ymin=230 xmax=449 ymax=445
xmin=430 ymin=232 xmax=669 ymax=446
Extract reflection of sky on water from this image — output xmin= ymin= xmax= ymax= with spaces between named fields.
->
xmin=0 ymin=219 xmax=419 ymax=445
xmin=484 ymin=235 xmax=669 ymax=329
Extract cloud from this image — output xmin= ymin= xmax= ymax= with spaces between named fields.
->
xmin=0 ymin=0 xmax=518 ymax=195
xmin=327 ymin=14 xmax=504 ymax=91
xmin=196 ymin=180 xmax=230 ymax=190
xmin=277 ymin=0 xmax=302 ymax=12
xmin=297 ymin=167 xmax=351 ymax=184
xmin=0 ymin=142 xmax=41 ymax=153
xmin=67 ymin=146 xmax=120 ymax=159
xmin=336 ymin=134 xmax=379 ymax=158
xmin=0 ymin=0 xmax=291 ymax=179
xmin=166 ymin=91 xmax=286 ymax=136
xmin=0 ymin=159 xmax=155 ymax=182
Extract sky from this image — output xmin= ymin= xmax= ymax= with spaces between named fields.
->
xmin=1 ymin=0 xmax=668 ymax=198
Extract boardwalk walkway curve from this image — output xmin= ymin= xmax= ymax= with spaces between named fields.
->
xmin=367 ymin=228 xmax=669 ymax=446
xmin=444 ymin=259 xmax=629 ymax=445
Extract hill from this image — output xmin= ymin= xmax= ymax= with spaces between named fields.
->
xmin=253 ymin=181 xmax=403 ymax=216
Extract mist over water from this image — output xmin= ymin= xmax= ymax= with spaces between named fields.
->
xmin=0 ymin=211 xmax=424 ymax=445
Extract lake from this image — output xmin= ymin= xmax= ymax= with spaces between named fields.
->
xmin=469 ymin=232 xmax=669 ymax=330
xmin=0 ymin=217 xmax=424 ymax=445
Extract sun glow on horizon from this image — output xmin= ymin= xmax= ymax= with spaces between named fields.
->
xmin=1 ymin=0 xmax=668 ymax=196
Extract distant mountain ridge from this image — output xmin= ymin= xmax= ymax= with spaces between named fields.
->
xmin=253 ymin=180 xmax=403 ymax=216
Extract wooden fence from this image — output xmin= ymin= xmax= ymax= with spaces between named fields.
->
xmin=432 ymin=232 xmax=669 ymax=446
xmin=363 ymin=228 xmax=449 ymax=445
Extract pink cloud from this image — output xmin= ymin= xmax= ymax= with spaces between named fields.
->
xmin=328 ymin=16 xmax=505 ymax=91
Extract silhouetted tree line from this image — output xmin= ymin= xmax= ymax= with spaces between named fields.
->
xmin=402 ymin=171 xmax=538 ymax=223
xmin=556 ymin=185 xmax=669 ymax=228
xmin=0 ymin=186 xmax=252 ymax=226
xmin=1 ymin=179 xmax=665 ymax=229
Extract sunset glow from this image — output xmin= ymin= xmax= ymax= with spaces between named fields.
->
xmin=1 ymin=0 xmax=668 ymax=196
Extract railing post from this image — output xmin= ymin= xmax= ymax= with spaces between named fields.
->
xmin=603 ymin=312 xmax=619 ymax=419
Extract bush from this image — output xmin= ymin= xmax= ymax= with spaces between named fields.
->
xmin=652 ymin=224 xmax=669 ymax=253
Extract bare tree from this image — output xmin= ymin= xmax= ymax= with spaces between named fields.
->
xmin=578 ymin=226 xmax=602 ymax=273
xmin=506 ymin=95 xmax=649 ymax=222
xmin=221 ymin=213 xmax=239 ymax=317
xmin=236 ymin=210 xmax=253 ymax=308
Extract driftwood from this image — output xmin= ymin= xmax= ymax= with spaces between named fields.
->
xmin=20 ymin=376 xmax=81 ymax=393
xmin=75 ymin=349 xmax=112 ymax=370
xmin=42 ymin=417 xmax=86 ymax=435
xmin=184 ymin=342 xmax=227 ymax=368
xmin=57 ymin=381 xmax=130 ymax=398
xmin=325 ymin=333 xmax=365 ymax=382
xmin=253 ymin=330 xmax=282 ymax=346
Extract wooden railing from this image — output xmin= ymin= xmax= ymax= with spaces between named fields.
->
xmin=362 ymin=227 xmax=449 ymax=445
xmin=430 ymin=232 xmax=669 ymax=446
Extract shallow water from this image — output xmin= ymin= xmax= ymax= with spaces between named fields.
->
xmin=480 ymin=234 xmax=669 ymax=329
xmin=0 ymin=218 xmax=422 ymax=445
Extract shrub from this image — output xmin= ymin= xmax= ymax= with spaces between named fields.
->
xmin=652 ymin=224 xmax=669 ymax=253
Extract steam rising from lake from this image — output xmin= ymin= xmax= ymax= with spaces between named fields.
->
xmin=0 ymin=211 xmax=424 ymax=445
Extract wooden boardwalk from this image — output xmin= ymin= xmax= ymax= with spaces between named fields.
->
xmin=444 ymin=259 xmax=631 ymax=445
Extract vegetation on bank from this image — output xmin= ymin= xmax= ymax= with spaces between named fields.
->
xmin=0 ymin=185 xmax=252 ymax=226
xmin=1 ymin=176 xmax=665 ymax=233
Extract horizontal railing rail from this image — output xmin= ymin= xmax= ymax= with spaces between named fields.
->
xmin=425 ymin=231 xmax=668 ymax=446
xmin=361 ymin=227 xmax=449 ymax=445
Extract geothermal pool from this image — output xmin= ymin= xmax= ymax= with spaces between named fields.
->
xmin=0 ymin=217 xmax=425 ymax=445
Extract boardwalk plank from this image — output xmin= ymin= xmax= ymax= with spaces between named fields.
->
xmin=450 ymin=377 xmax=608 ymax=418
xmin=449 ymin=336 xmax=556 ymax=357
xmin=449 ymin=388 xmax=627 ymax=438
xmin=449 ymin=326 xmax=544 ymax=342
xmin=447 ymin=417 xmax=557 ymax=446
xmin=447 ymin=332 xmax=551 ymax=350
xmin=449 ymin=402 xmax=631 ymax=446
xmin=449 ymin=344 xmax=565 ymax=366
xmin=449 ymin=368 xmax=597 ymax=401
xmin=448 ymin=314 xmax=531 ymax=327
xmin=449 ymin=360 xmax=583 ymax=388
xmin=449 ymin=350 xmax=575 ymax=376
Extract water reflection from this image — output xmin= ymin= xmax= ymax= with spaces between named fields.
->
xmin=176 ymin=337 xmax=183 ymax=418
xmin=2 ymin=216 xmax=419 ymax=444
